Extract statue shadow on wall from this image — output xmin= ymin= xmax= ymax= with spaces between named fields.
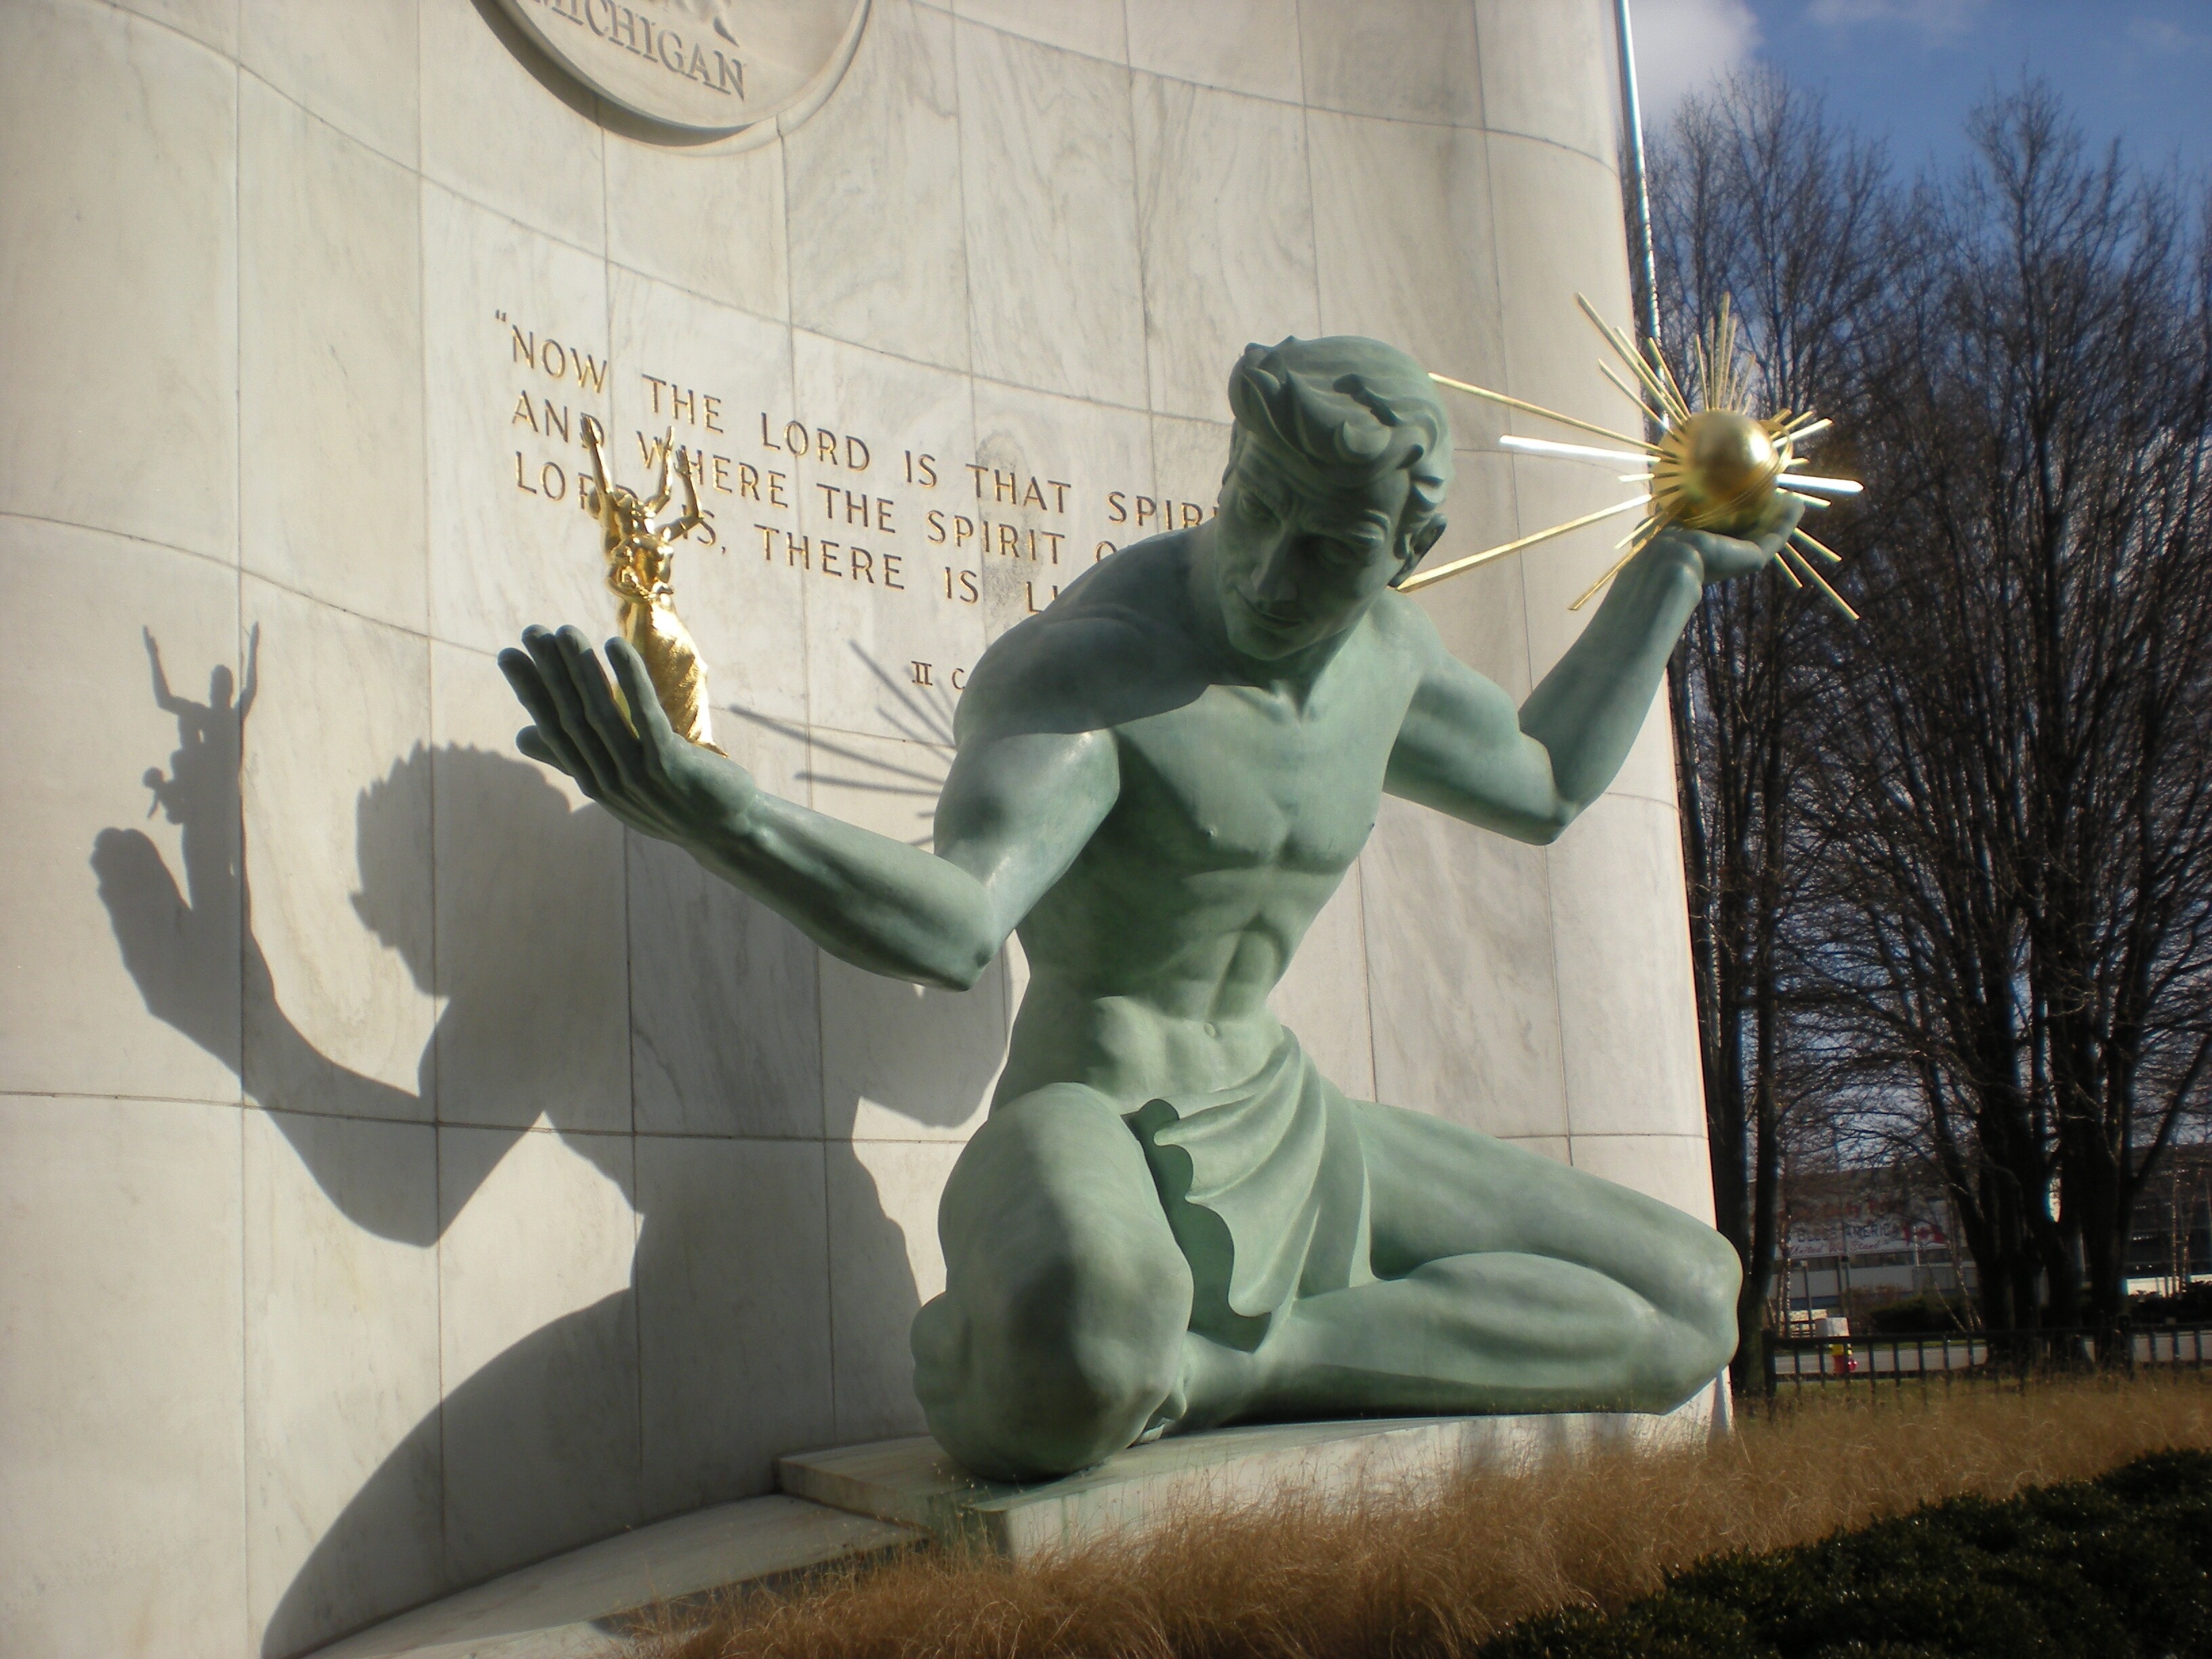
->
xmin=91 ymin=630 xmax=1002 ymax=1658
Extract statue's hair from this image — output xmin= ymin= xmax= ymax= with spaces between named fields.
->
xmin=1225 ymin=336 xmax=1452 ymax=582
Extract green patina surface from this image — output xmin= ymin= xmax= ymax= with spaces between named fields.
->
xmin=502 ymin=336 xmax=1797 ymax=1480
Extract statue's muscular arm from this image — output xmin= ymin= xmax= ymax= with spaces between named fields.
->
xmin=499 ymin=623 xmax=1118 ymax=989
xmin=1385 ymin=514 xmax=1795 ymax=839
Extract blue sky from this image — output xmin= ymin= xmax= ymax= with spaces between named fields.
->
xmin=1628 ymin=0 xmax=2212 ymax=184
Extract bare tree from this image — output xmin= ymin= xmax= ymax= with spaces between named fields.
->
xmin=1647 ymin=68 xmax=1893 ymax=1391
xmin=1801 ymin=85 xmax=2212 ymax=1340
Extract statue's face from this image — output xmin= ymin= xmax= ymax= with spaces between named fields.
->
xmin=1212 ymin=444 xmax=1413 ymax=659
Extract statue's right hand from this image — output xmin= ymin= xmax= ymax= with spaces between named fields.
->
xmin=497 ymin=624 xmax=758 ymax=844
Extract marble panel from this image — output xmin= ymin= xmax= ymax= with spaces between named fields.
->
xmin=1546 ymin=792 xmax=1703 ymax=1139
xmin=1474 ymin=0 xmax=1618 ymax=165
xmin=1505 ymin=453 xmax=1625 ymax=677
xmin=1569 ymin=1132 xmax=1718 ymax=1227
xmin=1149 ymin=415 xmax=1231 ymax=514
xmin=951 ymin=0 xmax=1126 ymax=62
xmin=240 ymin=79 xmax=428 ymax=633
xmin=438 ymin=1124 xmax=642 ymax=1586
xmin=1268 ymin=869 xmax=1376 ymax=1102
xmin=0 ymin=522 xmax=242 ymax=1104
xmin=1126 ymin=0 xmax=1302 ymax=103
xmin=808 ymin=731 xmax=1010 ymax=1142
xmin=607 ymin=266 xmax=804 ymax=726
xmin=1487 ymin=134 xmax=1637 ymax=469
xmin=1362 ymin=794 xmax=1567 ymax=1138
xmin=1306 ymin=112 xmax=1507 ymax=411
xmin=241 ymin=579 xmax=438 ymax=1121
xmin=1133 ymin=75 xmax=1319 ymax=421
xmin=629 ymin=714 xmax=822 ymax=1141
xmin=1402 ymin=449 xmax=1530 ymax=693
xmin=829 ymin=1139 xmax=963 ymax=1443
xmin=789 ymin=334 xmax=983 ymax=741
xmin=423 ymin=185 xmax=615 ymax=656
xmin=113 ymin=0 xmax=234 ymax=53
xmin=1298 ymin=0 xmax=1481 ymax=127
xmin=419 ymin=0 xmax=604 ymax=251
xmin=243 ymin=1109 xmax=443 ymax=1656
xmin=1500 ymin=1133 xmax=1571 ymax=1165
xmin=956 ymin=24 xmax=1147 ymax=407
xmin=430 ymin=640 xmax=630 ymax=1132
xmin=0 ymin=1094 xmax=245 ymax=1659
xmin=607 ymin=134 xmax=787 ymax=321
xmin=636 ymin=1137 xmax=836 ymax=1516
xmin=242 ymin=0 xmax=419 ymax=163
xmin=1605 ymin=705 xmax=1683 ymax=810
xmin=0 ymin=0 xmax=237 ymax=559
xmin=785 ymin=0 xmax=969 ymax=371
xmin=968 ymin=379 xmax=1155 ymax=642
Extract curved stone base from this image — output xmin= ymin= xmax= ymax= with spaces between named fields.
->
xmin=780 ymin=1389 xmax=1729 ymax=1558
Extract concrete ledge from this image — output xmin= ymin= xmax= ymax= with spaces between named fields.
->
xmin=307 ymin=1495 xmax=919 ymax=1659
xmin=779 ymin=1397 xmax=1723 ymax=1559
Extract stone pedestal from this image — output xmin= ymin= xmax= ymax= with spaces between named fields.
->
xmin=780 ymin=1396 xmax=1725 ymax=1557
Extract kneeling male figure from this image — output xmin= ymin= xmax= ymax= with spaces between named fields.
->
xmin=504 ymin=337 xmax=1786 ymax=1481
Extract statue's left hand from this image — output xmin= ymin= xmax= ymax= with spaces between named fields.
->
xmin=1652 ymin=493 xmax=1805 ymax=586
xmin=497 ymin=624 xmax=758 ymax=844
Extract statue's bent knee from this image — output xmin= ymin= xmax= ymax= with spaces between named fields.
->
xmin=912 ymin=1248 xmax=1187 ymax=1480
xmin=1629 ymin=1223 xmax=1743 ymax=1410
xmin=913 ymin=1086 xmax=1192 ymax=1480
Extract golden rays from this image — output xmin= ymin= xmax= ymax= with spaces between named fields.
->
xmin=1404 ymin=296 xmax=1862 ymax=620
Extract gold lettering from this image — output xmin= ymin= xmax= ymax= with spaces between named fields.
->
xmin=541 ymin=398 xmax=569 ymax=443
xmin=703 ymin=394 xmax=723 ymax=434
xmin=1049 ymin=480 xmax=1071 ymax=513
xmin=511 ymin=391 xmax=540 ymax=432
xmin=1107 ymin=491 xmax=1128 ymax=524
xmin=845 ymin=435 xmax=870 ymax=471
xmin=910 ymin=661 xmax=933 ymax=687
xmin=882 ymin=552 xmax=905 ymax=590
xmin=949 ymin=666 xmax=967 ymax=690
xmin=573 ymin=350 xmax=609 ymax=394
xmin=514 ymin=451 xmax=538 ymax=494
xmin=849 ymin=546 xmax=874 ymax=583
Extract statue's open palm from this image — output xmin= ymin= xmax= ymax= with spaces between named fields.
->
xmin=499 ymin=624 xmax=756 ymax=846
xmin=1654 ymin=493 xmax=1805 ymax=586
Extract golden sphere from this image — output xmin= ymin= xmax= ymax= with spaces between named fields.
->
xmin=1669 ymin=409 xmax=1782 ymax=533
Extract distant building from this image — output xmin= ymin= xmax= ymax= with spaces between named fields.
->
xmin=1778 ymin=1143 xmax=2212 ymax=1328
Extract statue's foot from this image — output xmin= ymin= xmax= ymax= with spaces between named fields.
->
xmin=1143 ymin=1331 xmax=1266 ymax=1440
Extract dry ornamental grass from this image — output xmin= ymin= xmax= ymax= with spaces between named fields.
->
xmin=647 ymin=1377 xmax=2212 ymax=1659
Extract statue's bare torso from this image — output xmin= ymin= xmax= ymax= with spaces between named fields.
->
xmin=992 ymin=531 xmax=1406 ymax=1106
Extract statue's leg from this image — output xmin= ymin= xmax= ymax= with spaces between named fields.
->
xmin=909 ymin=1083 xmax=1193 ymax=1480
xmin=1242 ymin=1103 xmax=1739 ymax=1419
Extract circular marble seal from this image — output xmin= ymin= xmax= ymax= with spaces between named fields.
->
xmin=495 ymin=0 xmax=867 ymax=136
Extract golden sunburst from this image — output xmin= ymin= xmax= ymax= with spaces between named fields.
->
xmin=1402 ymin=295 xmax=1861 ymax=620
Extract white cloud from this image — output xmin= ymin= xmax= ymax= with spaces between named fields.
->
xmin=1627 ymin=0 xmax=1763 ymax=118
xmin=1805 ymin=0 xmax=1989 ymax=43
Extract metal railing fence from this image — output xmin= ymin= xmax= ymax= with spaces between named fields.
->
xmin=1762 ymin=1324 xmax=2212 ymax=1394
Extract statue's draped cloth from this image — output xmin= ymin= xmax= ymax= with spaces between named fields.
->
xmin=1126 ymin=1033 xmax=1375 ymax=1351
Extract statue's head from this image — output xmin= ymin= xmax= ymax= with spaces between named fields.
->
xmin=1212 ymin=336 xmax=1452 ymax=659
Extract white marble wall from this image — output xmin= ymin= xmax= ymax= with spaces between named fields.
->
xmin=0 ymin=2 xmax=1708 ymax=1655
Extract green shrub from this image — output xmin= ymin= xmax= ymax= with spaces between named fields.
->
xmin=1478 ymin=1449 xmax=2212 ymax=1658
